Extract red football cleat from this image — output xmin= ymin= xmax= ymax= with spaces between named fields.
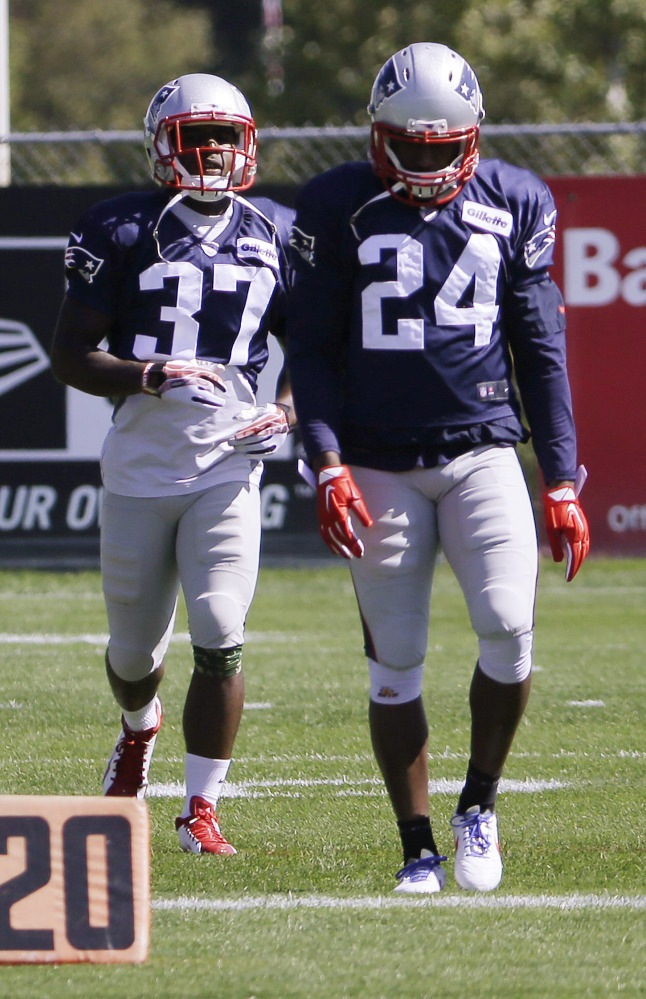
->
xmin=175 ymin=796 xmax=237 ymax=855
xmin=102 ymin=700 xmax=162 ymax=798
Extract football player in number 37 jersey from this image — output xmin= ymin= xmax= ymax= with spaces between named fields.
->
xmin=287 ymin=43 xmax=590 ymax=893
xmin=50 ymin=74 xmax=295 ymax=856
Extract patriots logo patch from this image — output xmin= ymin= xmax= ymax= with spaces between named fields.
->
xmin=524 ymin=222 xmax=556 ymax=269
xmin=147 ymin=82 xmax=179 ymax=124
xmin=368 ymin=57 xmax=404 ymax=114
xmin=64 ymin=245 xmax=105 ymax=284
xmin=289 ymin=226 xmax=316 ymax=266
xmin=455 ymin=61 xmax=483 ymax=119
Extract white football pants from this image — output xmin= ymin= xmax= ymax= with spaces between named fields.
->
xmin=348 ymin=446 xmax=538 ymax=683
xmin=101 ymin=481 xmax=261 ymax=682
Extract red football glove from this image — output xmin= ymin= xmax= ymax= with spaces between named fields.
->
xmin=141 ymin=359 xmax=226 ymax=400
xmin=543 ymin=467 xmax=590 ymax=581
xmin=317 ymin=465 xmax=374 ymax=559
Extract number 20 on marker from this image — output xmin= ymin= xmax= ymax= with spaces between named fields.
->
xmin=0 ymin=796 xmax=150 ymax=964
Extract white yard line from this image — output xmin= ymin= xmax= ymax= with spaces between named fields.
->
xmin=152 ymin=893 xmax=646 ymax=913
xmin=0 ymin=631 xmax=294 ymax=645
xmin=3 ymin=585 xmax=645 ymax=600
xmin=0 ymin=633 xmax=110 ymax=645
xmin=146 ymin=776 xmax=570 ymax=799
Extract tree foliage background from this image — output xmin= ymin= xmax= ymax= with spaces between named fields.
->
xmin=9 ymin=0 xmax=646 ymax=132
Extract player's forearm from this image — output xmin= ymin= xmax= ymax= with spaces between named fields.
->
xmin=273 ymin=359 xmax=297 ymax=430
xmin=50 ymin=344 xmax=146 ymax=398
xmin=512 ymin=335 xmax=578 ymax=483
xmin=287 ymin=353 xmax=344 ymax=464
xmin=51 ymin=295 xmax=147 ymax=398
xmin=313 ymin=451 xmax=342 ymax=473
xmin=520 ymin=377 xmax=578 ymax=485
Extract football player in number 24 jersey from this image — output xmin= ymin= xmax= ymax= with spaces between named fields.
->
xmin=287 ymin=43 xmax=590 ymax=893
xmin=50 ymin=74 xmax=295 ymax=855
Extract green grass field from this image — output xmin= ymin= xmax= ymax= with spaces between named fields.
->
xmin=0 ymin=556 xmax=644 ymax=997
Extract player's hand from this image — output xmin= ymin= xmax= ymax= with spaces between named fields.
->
xmin=317 ymin=465 xmax=374 ymax=559
xmin=227 ymin=403 xmax=290 ymax=455
xmin=543 ymin=466 xmax=590 ymax=581
xmin=141 ymin=359 xmax=226 ymax=406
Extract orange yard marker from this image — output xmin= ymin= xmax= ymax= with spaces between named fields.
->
xmin=0 ymin=796 xmax=149 ymax=964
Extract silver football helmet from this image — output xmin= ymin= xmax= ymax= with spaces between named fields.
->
xmin=144 ymin=74 xmax=257 ymax=199
xmin=368 ymin=43 xmax=485 ymax=207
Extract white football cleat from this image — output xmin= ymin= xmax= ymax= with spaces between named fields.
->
xmin=393 ymin=849 xmax=447 ymax=894
xmin=451 ymin=806 xmax=503 ymax=891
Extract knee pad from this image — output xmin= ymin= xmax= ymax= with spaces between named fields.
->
xmin=369 ymin=659 xmax=425 ymax=705
xmin=478 ymin=631 xmax=533 ymax=684
xmin=193 ymin=644 xmax=243 ymax=679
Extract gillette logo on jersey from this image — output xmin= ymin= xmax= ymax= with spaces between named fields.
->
xmin=462 ymin=201 xmax=513 ymax=237
xmin=236 ymin=237 xmax=279 ymax=269
xmin=368 ymin=58 xmax=404 ymax=113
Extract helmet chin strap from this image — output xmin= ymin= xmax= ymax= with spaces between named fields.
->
xmin=188 ymin=187 xmax=228 ymax=203
xmin=152 ymin=191 xmax=187 ymax=262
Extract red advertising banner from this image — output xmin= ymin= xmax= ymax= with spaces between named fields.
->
xmin=549 ymin=177 xmax=646 ymax=556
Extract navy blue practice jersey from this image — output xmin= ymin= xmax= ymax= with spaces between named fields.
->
xmin=64 ymin=189 xmax=294 ymax=394
xmin=287 ymin=159 xmax=577 ymax=483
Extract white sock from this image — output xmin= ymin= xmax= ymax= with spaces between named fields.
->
xmin=122 ymin=695 xmax=161 ymax=733
xmin=181 ymin=753 xmax=231 ymax=817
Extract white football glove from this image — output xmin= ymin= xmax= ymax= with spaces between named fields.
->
xmin=227 ymin=403 xmax=290 ymax=455
xmin=142 ymin=359 xmax=226 ymax=408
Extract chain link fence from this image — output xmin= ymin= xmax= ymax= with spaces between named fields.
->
xmin=1 ymin=121 xmax=646 ymax=186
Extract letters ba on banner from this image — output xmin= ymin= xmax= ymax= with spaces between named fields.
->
xmin=0 ymin=796 xmax=150 ymax=964
xmin=549 ymin=176 xmax=646 ymax=555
